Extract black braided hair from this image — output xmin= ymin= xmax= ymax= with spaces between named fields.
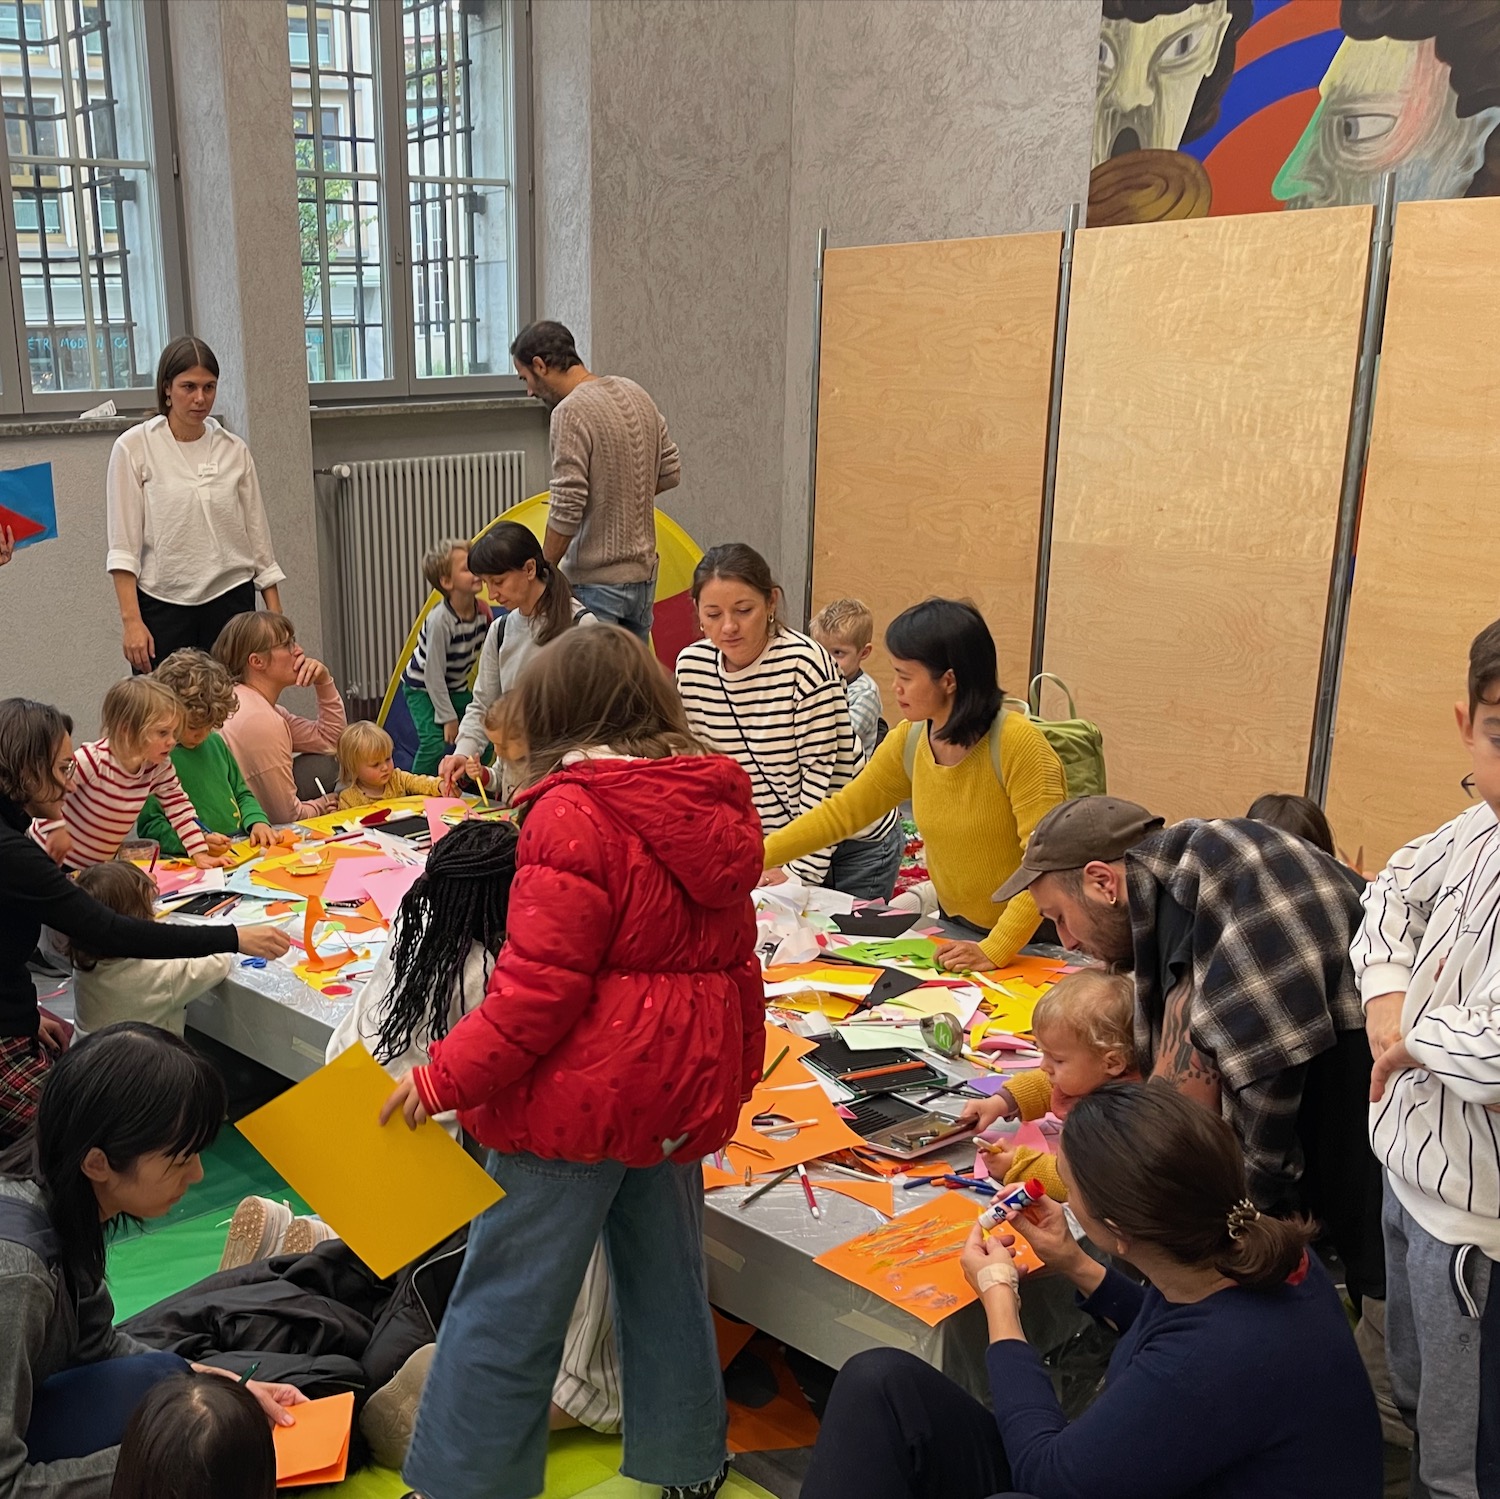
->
xmin=374 ymin=818 xmax=520 ymax=1066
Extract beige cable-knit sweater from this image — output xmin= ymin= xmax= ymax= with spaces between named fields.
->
xmin=547 ymin=375 xmax=681 ymax=584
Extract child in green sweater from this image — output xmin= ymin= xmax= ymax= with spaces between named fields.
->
xmin=141 ymin=651 xmax=276 ymax=854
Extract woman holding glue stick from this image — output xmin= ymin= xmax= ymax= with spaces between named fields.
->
xmin=799 ymin=1085 xmax=1383 ymax=1499
xmin=380 ymin=627 xmax=765 ymax=1499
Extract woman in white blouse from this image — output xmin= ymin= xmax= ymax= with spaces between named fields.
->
xmin=106 ymin=337 xmax=285 ymax=672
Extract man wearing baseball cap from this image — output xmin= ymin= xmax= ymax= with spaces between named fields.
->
xmin=990 ymin=795 xmax=1379 ymax=1307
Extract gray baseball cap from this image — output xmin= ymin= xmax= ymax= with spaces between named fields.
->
xmin=993 ymin=796 xmax=1164 ymax=903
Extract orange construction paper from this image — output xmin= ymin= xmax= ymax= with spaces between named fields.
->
xmin=724 ymin=1026 xmax=864 ymax=1171
xmin=814 ymin=1190 xmax=1041 ymax=1327
xmin=764 ymin=962 xmax=884 ymax=986
xmin=273 ymin=1391 xmax=354 ymax=1486
xmin=299 ymin=899 xmax=349 ymax=974
xmin=807 ymin=1176 xmax=895 ymax=1216
xmin=987 ymin=956 xmax=1068 ymax=987
xmin=251 ymin=842 xmax=389 ymax=900
xmin=703 ymin=1162 xmax=745 ymax=1191
xmin=713 ymin=1308 xmax=755 ymax=1372
xmin=726 ymin=1336 xmax=821 ymax=1453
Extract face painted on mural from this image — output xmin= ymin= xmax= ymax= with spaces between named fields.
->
xmin=1274 ymin=35 xmax=1500 ymax=210
xmin=1094 ymin=1 xmax=1234 ymax=163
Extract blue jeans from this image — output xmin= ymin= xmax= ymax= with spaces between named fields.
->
xmin=26 ymin=1350 xmax=188 ymax=1461
xmin=405 ymin=1150 xmax=726 ymax=1499
xmin=573 ymin=580 xmax=654 ymax=642
xmin=827 ymin=815 xmax=906 ymax=902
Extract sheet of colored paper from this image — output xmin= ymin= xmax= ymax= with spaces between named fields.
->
xmin=0 ymin=461 xmax=57 ymax=551
xmin=703 ymin=1162 xmax=744 ymax=1191
xmin=813 ymin=1190 xmax=1040 ymax=1327
xmin=321 ymin=855 xmax=403 ymax=905
xmin=806 ymin=1175 xmax=895 ymax=1216
xmin=988 ymin=956 xmax=1069 ymax=986
xmin=875 ymin=985 xmax=984 ymax=1027
xmin=251 ymin=843 xmax=390 ymax=900
xmin=273 ymin=1391 xmax=354 ymax=1486
xmin=424 ymin=797 xmax=468 ymax=845
xmin=766 ymin=989 xmax=860 ymax=1021
xmin=831 ymin=937 xmax=941 ymax=968
xmin=236 ymin=1044 xmax=504 ymax=1277
xmin=362 ymin=863 xmax=425 ymax=921
xmin=835 ymin=1024 xmax=926 ymax=1052
xmin=762 ymin=1023 xmax=821 ymax=1065
xmin=763 ymin=962 xmax=885 ymax=987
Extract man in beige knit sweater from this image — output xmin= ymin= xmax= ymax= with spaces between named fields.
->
xmin=511 ymin=320 xmax=681 ymax=641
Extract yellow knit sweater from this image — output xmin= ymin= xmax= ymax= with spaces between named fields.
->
xmin=763 ymin=714 xmax=1066 ymax=966
xmin=995 ymin=1068 xmax=1066 ymax=1201
xmin=337 ymin=769 xmax=444 ymax=810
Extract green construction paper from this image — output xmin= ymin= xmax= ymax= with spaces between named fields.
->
xmin=832 ymin=937 xmax=941 ymax=968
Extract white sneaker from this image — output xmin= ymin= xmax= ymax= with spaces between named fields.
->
xmin=360 ymin=1343 xmax=435 ymax=1470
xmin=219 ymin=1197 xmax=295 ymax=1272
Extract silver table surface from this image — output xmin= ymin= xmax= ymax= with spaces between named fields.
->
xmin=187 ymin=952 xmax=1087 ymax=1398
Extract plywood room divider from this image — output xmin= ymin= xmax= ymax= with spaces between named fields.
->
xmin=810 ymin=232 xmax=1062 ymax=693
xmin=1041 ymin=208 xmax=1372 ymax=823
xmin=1325 ymin=196 xmax=1500 ymax=868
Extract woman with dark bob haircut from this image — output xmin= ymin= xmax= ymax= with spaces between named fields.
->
xmin=801 ymin=1084 xmax=1383 ymax=1499
xmin=0 ymin=1025 xmax=305 ymax=1499
xmin=763 ymin=598 xmax=1067 ymax=969
xmin=0 ymin=698 xmax=288 ymax=1145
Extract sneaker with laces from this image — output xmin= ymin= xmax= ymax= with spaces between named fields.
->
xmin=360 ymin=1343 xmax=435 ymax=1470
xmin=218 ymin=1196 xmax=294 ymax=1272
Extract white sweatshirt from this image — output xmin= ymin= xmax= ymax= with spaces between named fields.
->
xmin=72 ymin=952 xmax=235 ymax=1038
xmin=1351 ymin=801 xmax=1500 ymax=1257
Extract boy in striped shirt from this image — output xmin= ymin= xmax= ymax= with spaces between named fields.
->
xmin=401 ymin=540 xmax=491 ymax=775
xmin=33 ymin=677 xmax=228 ymax=871
xmin=1355 ymin=615 xmax=1500 ymax=1495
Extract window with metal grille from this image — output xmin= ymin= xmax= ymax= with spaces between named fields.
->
xmin=0 ymin=0 xmax=181 ymax=412
xmin=291 ymin=0 xmax=530 ymax=401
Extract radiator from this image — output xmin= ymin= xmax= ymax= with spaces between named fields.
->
xmin=328 ymin=451 xmax=527 ymax=702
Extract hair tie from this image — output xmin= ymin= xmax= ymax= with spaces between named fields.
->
xmin=1226 ymin=1199 xmax=1260 ymax=1240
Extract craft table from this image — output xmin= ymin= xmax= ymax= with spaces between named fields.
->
xmin=188 ymin=941 xmax=1091 ymax=1401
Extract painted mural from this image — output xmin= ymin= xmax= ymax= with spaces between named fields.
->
xmin=1089 ymin=0 xmax=1500 ymax=225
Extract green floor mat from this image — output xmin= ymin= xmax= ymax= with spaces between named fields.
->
xmin=302 ymin=1432 xmax=777 ymax=1499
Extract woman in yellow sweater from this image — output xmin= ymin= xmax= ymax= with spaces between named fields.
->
xmin=763 ymin=599 xmax=1066 ymax=970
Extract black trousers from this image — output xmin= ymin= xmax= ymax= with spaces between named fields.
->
xmin=135 ymin=579 xmax=256 ymax=671
xmin=800 ymin=1349 xmax=1038 ymax=1499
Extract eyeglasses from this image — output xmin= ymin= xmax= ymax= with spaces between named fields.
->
xmin=1462 ymin=774 xmax=1477 ymax=799
xmin=55 ymin=758 xmax=76 ymax=779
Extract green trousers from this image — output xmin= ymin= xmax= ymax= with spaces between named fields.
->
xmin=403 ymin=684 xmax=473 ymax=776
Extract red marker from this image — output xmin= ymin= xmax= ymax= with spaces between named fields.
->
xmin=795 ymin=1163 xmax=821 ymax=1219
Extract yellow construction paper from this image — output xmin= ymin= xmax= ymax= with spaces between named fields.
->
xmin=236 ymin=1045 xmax=503 ymax=1277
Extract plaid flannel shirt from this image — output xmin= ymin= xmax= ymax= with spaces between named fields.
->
xmin=1127 ymin=819 xmax=1365 ymax=1206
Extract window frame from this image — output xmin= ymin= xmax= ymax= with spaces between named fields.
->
xmin=302 ymin=0 xmax=533 ymax=406
xmin=0 ymin=0 xmax=187 ymax=416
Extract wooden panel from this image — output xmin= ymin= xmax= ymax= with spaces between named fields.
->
xmin=1327 ymin=197 xmax=1500 ymax=868
xmin=1044 ymin=208 xmax=1371 ymax=823
xmin=811 ymin=233 xmax=1061 ymax=692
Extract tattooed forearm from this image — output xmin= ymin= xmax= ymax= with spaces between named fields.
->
xmin=1152 ymin=982 xmax=1222 ymax=1109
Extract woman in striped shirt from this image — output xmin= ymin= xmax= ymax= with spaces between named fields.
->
xmin=675 ymin=545 xmax=902 ymax=900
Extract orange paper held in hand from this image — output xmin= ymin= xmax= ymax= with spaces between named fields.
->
xmin=814 ymin=1190 xmax=1041 ymax=1327
xmin=299 ymin=898 xmax=349 ymax=974
xmin=236 ymin=1045 xmax=503 ymax=1278
xmin=273 ymin=1391 xmax=354 ymax=1486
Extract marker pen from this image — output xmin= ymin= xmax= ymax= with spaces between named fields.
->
xmin=977 ymin=1178 xmax=1046 ymax=1232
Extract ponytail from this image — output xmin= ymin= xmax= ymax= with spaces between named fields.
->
xmin=1061 ymin=1083 xmax=1317 ymax=1295
xmin=532 ymin=556 xmax=578 ymax=647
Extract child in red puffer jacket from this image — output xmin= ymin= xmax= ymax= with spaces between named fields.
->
xmin=382 ymin=626 xmax=765 ymax=1499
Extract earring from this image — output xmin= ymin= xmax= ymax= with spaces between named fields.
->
xmin=768 ymin=614 xmax=777 ymax=630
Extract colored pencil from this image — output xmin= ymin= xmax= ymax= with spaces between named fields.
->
xmin=763 ymin=1045 xmax=790 ymax=1083
xmin=739 ymin=1166 xmax=796 ymax=1209
xmin=837 ymin=1059 xmax=929 ymax=1083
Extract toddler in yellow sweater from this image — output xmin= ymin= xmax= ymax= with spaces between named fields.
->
xmin=336 ymin=721 xmax=444 ymax=809
xmin=959 ymin=968 xmax=1139 ymax=1200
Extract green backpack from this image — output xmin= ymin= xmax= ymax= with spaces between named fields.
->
xmin=902 ymin=673 xmax=1106 ymax=799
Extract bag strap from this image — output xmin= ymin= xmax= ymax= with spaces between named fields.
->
xmin=1029 ymin=673 xmax=1078 ymax=720
xmin=902 ymin=721 xmax=922 ymax=780
xmin=908 ymin=715 xmax=1008 ymax=788
xmin=988 ymin=714 xmax=1005 ymax=785
xmin=0 ymin=1195 xmax=60 ymax=1267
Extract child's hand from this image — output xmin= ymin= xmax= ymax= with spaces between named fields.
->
xmin=957 ymin=1092 xmax=1017 ymax=1134
xmin=934 ymin=939 xmax=995 ymax=973
xmin=202 ymin=831 xmax=232 ymax=853
xmin=192 ymin=851 xmax=234 ymax=870
xmin=443 ymin=719 xmax=459 ymax=745
xmin=43 ymin=826 xmax=72 ymax=865
xmin=379 ymin=1074 xmax=430 ymax=1130
xmin=980 ymin=1144 xmax=1018 ymax=1176
xmin=463 ymin=755 xmax=490 ymax=790
xmin=248 ymin=822 xmax=277 ymax=848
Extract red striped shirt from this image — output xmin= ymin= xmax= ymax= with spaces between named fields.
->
xmin=42 ymin=738 xmax=208 ymax=868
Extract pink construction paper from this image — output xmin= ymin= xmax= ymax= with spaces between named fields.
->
xmin=321 ymin=855 xmax=402 ymax=905
xmin=362 ymin=864 xmax=425 ymax=922
xmin=154 ymin=866 xmax=198 ymax=897
xmin=423 ymin=798 xmax=468 ymax=846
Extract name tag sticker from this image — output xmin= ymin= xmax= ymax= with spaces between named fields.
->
xmin=197 ymin=462 xmax=219 ymax=478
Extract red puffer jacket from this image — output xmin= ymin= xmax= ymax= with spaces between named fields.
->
xmin=412 ymin=753 xmax=766 ymax=1166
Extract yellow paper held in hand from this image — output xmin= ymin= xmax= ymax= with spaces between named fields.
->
xmin=236 ymin=1045 xmax=503 ymax=1278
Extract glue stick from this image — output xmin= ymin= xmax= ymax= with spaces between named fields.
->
xmin=977 ymin=1178 xmax=1046 ymax=1232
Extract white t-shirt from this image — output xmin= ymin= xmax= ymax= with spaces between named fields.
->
xmin=105 ymin=414 xmax=286 ymax=605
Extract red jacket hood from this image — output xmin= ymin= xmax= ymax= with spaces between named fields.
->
xmin=515 ymin=754 xmax=763 ymax=909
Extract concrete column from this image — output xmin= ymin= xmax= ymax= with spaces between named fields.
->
xmin=166 ymin=0 xmax=324 ymax=661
